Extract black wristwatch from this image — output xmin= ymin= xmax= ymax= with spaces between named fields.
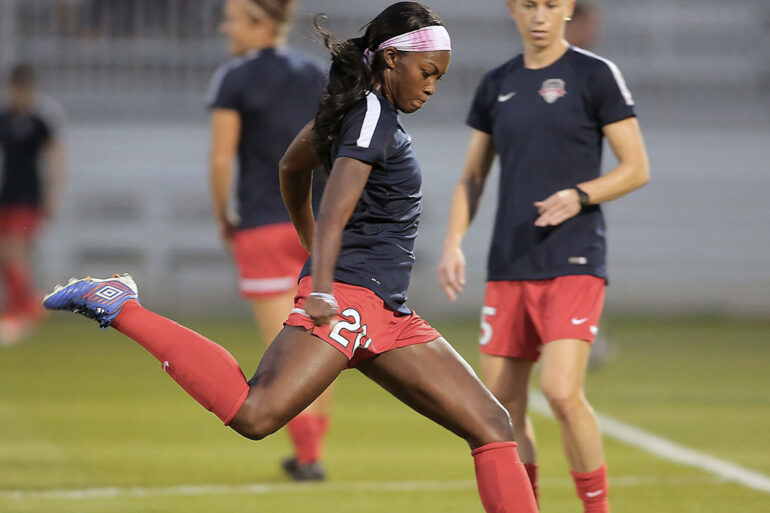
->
xmin=574 ymin=186 xmax=590 ymax=208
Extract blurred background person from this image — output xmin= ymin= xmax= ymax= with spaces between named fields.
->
xmin=0 ymin=64 xmax=65 ymax=346
xmin=206 ymin=0 xmax=331 ymax=481
xmin=565 ymin=0 xmax=602 ymax=50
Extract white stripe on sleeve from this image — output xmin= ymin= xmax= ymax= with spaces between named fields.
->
xmin=205 ymin=50 xmax=261 ymax=107
xmin=572 ymin=47 xmax=635 ymax=106
xmin=356 ymin=92 xmax=382 ymax=148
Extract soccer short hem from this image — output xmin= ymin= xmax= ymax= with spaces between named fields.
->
xmin=479 ymin=275 xmax=605 ymax=362
xmin=233 ymin=223 xmax=308 ymax=299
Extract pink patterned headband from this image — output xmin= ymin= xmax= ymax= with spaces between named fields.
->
xmin=364 ymin=25 xmax=451 ymax=65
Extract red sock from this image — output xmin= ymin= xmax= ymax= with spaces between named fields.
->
xmin=471 ymin=441 xmax=539 ymax=513
xmin=2 ymin=262 xmax=31 ymax=316
xmin=523 ymin=462 xmax=539 ymax=502
xmin=317 ymin=414 xmax=330 ymax=459
xmin=571 ymin=463 xmax=610 ymax=513
xmin=112 ymin=301 xmax=250 ymax=425
xmin=287 ymin=413 xmax=329 ymax=463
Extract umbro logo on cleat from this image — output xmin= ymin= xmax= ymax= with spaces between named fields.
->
xmin=93 ymin=285 xmax=126 ymax=301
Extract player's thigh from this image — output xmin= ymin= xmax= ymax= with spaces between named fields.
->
xmin=232 ymin=326 xmax=347 ymax=435
xmin=249 ymin=289 xmax=297 ymax=344
xmin=539 ymin=338 xmax=591 ymax=400
xmin=481 ymin=354 xmax=534 ymax=413
xmin=357 ymin=337 xmax=512 ymax=448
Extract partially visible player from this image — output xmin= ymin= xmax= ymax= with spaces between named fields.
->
xmin=206 ymin=0 xmax=330 ymax=480
xmin=43 ymin=3 xmax=538 ymax=511
xmin=438 ymin=1 xmax=649 ymax=511
xmin=565 ymin=0 xmax=602 ymax=50
xmin=0 ymin=64 xmax=65 ymax=345
xmin=565 ymin=0 xmax=616 ymax=370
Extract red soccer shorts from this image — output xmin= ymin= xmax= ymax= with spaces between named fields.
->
xmin=480 ymin=275 xmax=606 ymax=361
xmin=233 ymin=222 xmax=308 ymax=298
xmin=285 ymin=276 xmax=441 ymax=367
xmin=0 ymin=205 xmax=41 ymax=238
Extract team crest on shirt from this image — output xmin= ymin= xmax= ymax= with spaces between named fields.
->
xmin=539 ymin=79 xmax=567 ymax=104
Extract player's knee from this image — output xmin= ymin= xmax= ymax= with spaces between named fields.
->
xmin=505 ymin=394 xmax=529 ymax=420
xmin=542 ymin=385 xmax=583 ymax=422
xmin=231 ymin=398 xmax=287 ymax=441
xmin=235 ymin=411 xmax=284 ymax=441
xmin=468 ymin=401 xmax=514 ymax=446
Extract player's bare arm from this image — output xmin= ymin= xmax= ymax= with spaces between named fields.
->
xmin=438 ymin=128 xmax=496 ymax=301
xmin=534 ymin=116 xmax=649 ymax=227
xmin=209 ymin=108 xmax=241 ymax=249
xmin=279 ymin=120 xmax=321 ymax=252
xmin=307 ymin=157 xmax=372 ymax=326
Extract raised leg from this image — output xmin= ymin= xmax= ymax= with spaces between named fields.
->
xmin=249 ymin=292 xmax=334 ymax=473
xmin=230 ymin=325 xmax=346 ymax=440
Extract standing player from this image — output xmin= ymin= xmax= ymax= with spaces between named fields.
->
xmin=0 ymin=64 xmax=65 ymax=345
xmin=43 ymin=3 xmax=538 ymax=511
xmin=206 ymin=0 xmax=331 ymax=480
xmin=438 ymin=1 xmax=649 ymax=512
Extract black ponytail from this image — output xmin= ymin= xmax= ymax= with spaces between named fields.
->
xmin=312 ymin=2 xmax=444 ymax=168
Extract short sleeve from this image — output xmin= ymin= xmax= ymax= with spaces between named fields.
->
xmin=206 ymin=65 xmax=241 ymax=111
xmin=334 ymin=93 xmax=392 ymax=167
xmin=466 ymin=72 xmax=497 ymax=134
xmin=590 ymin=59 xmax=636 ymax=126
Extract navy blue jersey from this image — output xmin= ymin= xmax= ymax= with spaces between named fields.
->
xmin=300 ymin=90 xmax=422 ymax=314
xmin=0 ymin=109 xmax=53 ymax=206
xmin=207 ymin=47 xmax=326 ymax=230
xmin=467 ymin=47 xmax=636 ymax=282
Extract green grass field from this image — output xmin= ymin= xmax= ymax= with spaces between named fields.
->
xmin=1 ymin=315 xmax=768 ymax=512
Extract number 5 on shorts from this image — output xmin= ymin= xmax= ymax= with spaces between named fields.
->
xmin=480 ymin=306 xmax=496 ymax=346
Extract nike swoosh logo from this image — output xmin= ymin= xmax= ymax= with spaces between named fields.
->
xmin=586 ymin=490 xmax=604 ymax=498
xmin=571 ymin=317 xmax=589 ymax=325
xmin=497 ymin=92 xmax=516 ymax=102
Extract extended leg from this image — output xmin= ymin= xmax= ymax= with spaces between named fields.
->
xmin=481 ymin=354 xmax=539 ymax=500
xmin=357 ymin=338 xmax=538 ymax=513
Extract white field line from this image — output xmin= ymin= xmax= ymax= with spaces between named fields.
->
xmin=2 ymin=396 xmax=768 ymax=502
xmin=0 ymin=475 xmax=724 ymax=502
xmin=529 ymin=391 xmax=770 ymax=494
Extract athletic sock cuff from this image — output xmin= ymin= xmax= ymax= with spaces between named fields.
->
xmin=471 ymin=441 xmax=518 ymax=457
xmin=570 ymin=462 xmax=608 ymax=479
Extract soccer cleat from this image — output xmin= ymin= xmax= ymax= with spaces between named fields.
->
xmin=42 ymin=274 xmax=139 ymax=328
xmin=281 ymin=457 xmax=327 ymax=482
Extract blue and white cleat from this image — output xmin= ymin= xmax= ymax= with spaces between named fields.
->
xmin=42 ymin=274 xmax=139 ymax=328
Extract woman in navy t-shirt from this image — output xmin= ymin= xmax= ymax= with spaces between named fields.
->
xmin=206 ymin=0 xmax=330 ymax=481
xmin=438 ymin=1 xmax=649 ymax=511
xmin=43 ymin=4 xmax=538 ymax=511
